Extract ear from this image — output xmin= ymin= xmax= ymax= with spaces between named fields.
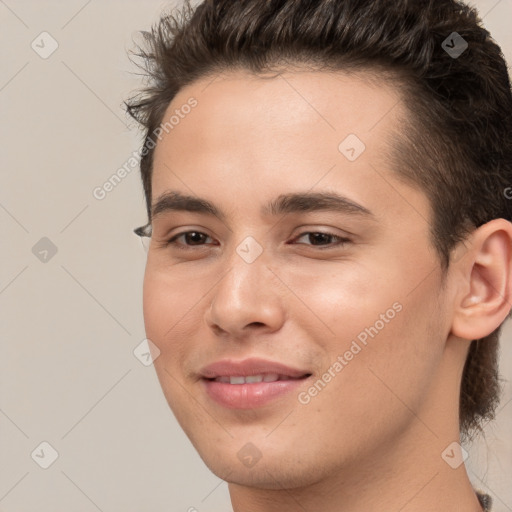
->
xmin=451 ymin=218 xmax=512 ymax=340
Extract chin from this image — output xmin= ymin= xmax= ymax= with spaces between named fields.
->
xmin=195 ymin=445 xmax=331 ymax=491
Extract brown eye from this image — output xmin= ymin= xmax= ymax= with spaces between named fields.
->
xmin=166 ymin=231 xmax=214 ymax=248
xmin=292 ymin=231 xmax=351 ymax=249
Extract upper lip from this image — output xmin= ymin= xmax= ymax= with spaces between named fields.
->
xmin=199 ymin=357 xmax=311 ymax=379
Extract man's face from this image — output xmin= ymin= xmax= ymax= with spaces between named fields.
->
xmin=143 ymin=69 xmax=455 ymax=488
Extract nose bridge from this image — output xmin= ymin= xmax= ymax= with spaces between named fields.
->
xmin=206 ymin=237 xmax=285 ymax=335
xmin=215 ymin=238 xmax=269 ymax=308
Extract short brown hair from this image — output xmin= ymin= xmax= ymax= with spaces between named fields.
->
xmin=125 ymin=0 xmax=512 ymax=440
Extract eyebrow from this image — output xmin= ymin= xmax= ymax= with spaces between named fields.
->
xmin=151 ymin=190 xmax=375 ymax=223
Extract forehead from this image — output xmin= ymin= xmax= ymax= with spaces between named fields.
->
xmin=158 ymin=67 xmax=403 ymax=150
xmin=150 ymin=68 xmax=430 ymax=228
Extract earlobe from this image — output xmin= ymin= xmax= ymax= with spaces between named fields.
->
xmin=451 ymin=218 xmax=512 ymax=341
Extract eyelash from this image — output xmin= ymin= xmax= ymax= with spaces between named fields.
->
xmin=164 ymin=230 xmax=352 ymax=251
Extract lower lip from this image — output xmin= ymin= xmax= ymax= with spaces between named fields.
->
xmin=201 ymin=378 xmax=308 ymax=409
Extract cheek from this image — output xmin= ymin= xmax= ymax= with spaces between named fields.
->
xmin=142 ymin=258 xmax=203 ymax=334
xmin=281 ymin=259 xmax=399 ymax=340
xmin=333 ymin=282 xmax=444 ymax=423
xmin=294 ymin=297 xmax=444 ymax=450
xmin=142 ymin=269 xmax=192 ymax=368
xmin=287 ymin=258 xmax=445 ymax=391
xmin=143 ymin=272 xmax=171 ymax=340
xmin=142 ymin=273 xmax=193 ymax=417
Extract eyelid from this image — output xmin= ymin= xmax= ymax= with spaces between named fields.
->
xmin=164 ymin=228 xmax=352 ymax=251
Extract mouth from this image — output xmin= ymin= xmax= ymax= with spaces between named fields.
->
xmin=200 ymin=362 xmax=312 ymax=409
xmin=198 ymin=357 xmax=313 ymax=409
xmin=204 ymin=373 xmax=311 ymax=384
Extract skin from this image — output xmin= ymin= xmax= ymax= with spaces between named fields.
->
xmin=142 ymin=68 xmax=512 ymax=511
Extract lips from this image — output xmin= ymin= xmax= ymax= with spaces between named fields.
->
xmin=199 ymin=357 xmax=312 ymax=409
xmin=199 ymin=357 xmax=311 ymax=380
xmin=211 ymin=374 xmax=298 ymax=384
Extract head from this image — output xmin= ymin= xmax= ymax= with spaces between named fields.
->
xmin=125 ymin=0 xmax=512 ymax=489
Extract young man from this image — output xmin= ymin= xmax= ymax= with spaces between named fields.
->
xmin=126 ymin=0 xmax=512 ymax=510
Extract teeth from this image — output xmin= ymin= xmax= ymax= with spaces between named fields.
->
xmin=245 ymin=375 xmax=263 ymax=383
xmin=213 ymin=373 xmax=290 ymax=384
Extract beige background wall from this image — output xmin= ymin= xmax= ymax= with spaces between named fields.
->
xmin=1 ymin=1 xmax=511 ymax=510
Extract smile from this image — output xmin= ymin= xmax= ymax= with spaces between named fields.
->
xmin=208 ymin=373 xmax=303 ymax=384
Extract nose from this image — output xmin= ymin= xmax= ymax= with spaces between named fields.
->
xmin=204 ymin=250 xmax=287 ymax=339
